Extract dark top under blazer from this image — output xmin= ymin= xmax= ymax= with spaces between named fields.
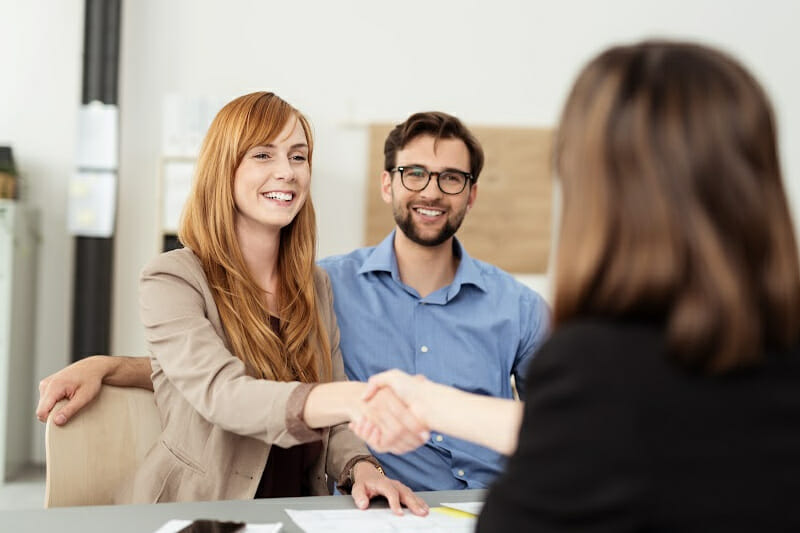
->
xmin=478 ymin=319 xmax=800 ymax=532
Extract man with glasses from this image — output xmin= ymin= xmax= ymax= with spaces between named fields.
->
xmin=318 ymin=111 xmax=549 ymax=490
xmin=36 ymin=112 xmax=549 ymax=492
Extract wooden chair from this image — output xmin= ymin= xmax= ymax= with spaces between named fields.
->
xmin=44 ymin=385 xmax=161 ymax=507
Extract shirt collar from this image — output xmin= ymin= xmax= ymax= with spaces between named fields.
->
xmin=357 ymin=229 xmax=488 ymax=296
xmin=357 ymin=230 xmax=401 ymax=280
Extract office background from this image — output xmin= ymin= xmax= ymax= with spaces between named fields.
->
xmin=1 ymin=0 xmax=798 ymax=467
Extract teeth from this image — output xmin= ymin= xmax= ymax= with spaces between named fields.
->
xmin=415 ymin=208 xmax=443 ymax=216
xmin=263 ymin=192 xmax=293 ymax=201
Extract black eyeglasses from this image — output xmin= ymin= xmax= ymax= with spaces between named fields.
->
xmin=390 ymin=166 xmax=475 ymax=195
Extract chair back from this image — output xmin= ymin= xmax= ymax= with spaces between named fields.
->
xmin=44 ymin=385 xmax=161 ymax=507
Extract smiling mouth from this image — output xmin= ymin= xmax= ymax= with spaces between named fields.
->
xmin=413 ymin=207 xmax=444 ymax=217
xmin=262 ymin=191 xmax=294 ymax=202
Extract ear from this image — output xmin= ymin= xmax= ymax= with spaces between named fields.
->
xmin=380 ymin=170 xmax=393 ymax=204
xmin=466 ymin=182 xmax=478 ymax=210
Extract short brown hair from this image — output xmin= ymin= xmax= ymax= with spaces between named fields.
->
xmin=383 ymin=111 xmax=484 ymax=179
xmin=554 ymin=41 xmax=800 ymax=373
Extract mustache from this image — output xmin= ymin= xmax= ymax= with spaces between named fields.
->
xmin=409 ymin=202 xmax=446 ymax=210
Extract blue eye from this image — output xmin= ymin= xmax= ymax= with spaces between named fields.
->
xmin=254 ymin=153 xmax=270 ymax=160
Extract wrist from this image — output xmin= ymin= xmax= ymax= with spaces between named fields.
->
xmin=416 ymin=380 xmax=443 ymax=428
xmin=92 ymin=355 xmax=118 ymax=384
xmin=352 ymin=459 xmax=385 ymax=483
xmin=304 ymin=382 xmax=367 ymax=427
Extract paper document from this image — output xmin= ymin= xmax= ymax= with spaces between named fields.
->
xmin=152 ymin=519 xmax=282 ymax=533
xmin=440 ymin=501 xmax=483 ymax=516
xmin=285 ymin=508 xmax=475 ymax=532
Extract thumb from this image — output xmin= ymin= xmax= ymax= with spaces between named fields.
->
xmin=361 ymin=382 xmax=381 ymax=401
xmin=52 ymin=388 xmax=94 ymax=426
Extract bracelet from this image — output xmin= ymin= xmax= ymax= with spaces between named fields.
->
xmin=350 ymin=461 xmax=385 ymax=484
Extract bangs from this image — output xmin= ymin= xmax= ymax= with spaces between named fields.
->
xmin=237 ymin=95 xmax=298 ymax=159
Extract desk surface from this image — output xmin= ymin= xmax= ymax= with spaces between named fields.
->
xmin=4 ymin=489 xmax=486 ymax=533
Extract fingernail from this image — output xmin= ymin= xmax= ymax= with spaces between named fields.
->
xmin=419 ymin=431 xmax=430 ymax=441
xmin=356 ymin=499 xmax=366 ymax=508
xmin=55 ymin=414 xmax=66 ymax=425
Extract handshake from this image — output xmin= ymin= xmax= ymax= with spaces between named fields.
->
xmin=348 ymin=370 xmax=434 ymax=455
xmin=349 ymin=370 xmax=520 ymax=457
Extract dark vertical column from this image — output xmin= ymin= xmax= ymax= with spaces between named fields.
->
xmin=72 ymin=0 xmax=122 ymax=361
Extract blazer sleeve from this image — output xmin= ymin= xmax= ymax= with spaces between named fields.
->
xmin=478 ymin=323 xmax=648 ymax=532
xmin=314 ymin=269 xmax=378 ymax=489
xmin=139 ymin=252 xmax=322 ymax=448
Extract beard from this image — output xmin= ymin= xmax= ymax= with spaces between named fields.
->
xmin=393 ymin=201 xmax=468 ymax=247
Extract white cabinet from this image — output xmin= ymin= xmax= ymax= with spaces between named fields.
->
xmin=0 ymin=200 xmax=38 ymax=481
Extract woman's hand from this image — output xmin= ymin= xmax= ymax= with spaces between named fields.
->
xmin=350 ymin=370 xmax=432 ymax=450
xmin=362 ymin=370 xmax=430 ymax=409
xmin=350 ymin=461 xmax=429 ymax=516
xmin=352 ymin=386 xmax=430 ymax=454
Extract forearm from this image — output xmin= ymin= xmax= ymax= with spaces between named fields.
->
xmin=303 ymin=381 xmax=366 ymax=428
xmin=422 ymin=383 xmax=523 ymax=455
xmin=92 ymin=355 xmax=154 ymax=390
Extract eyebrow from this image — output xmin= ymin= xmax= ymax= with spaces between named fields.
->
xmin=257 ymin=143 xmax=309 ymax=150
xmin=402 ymin=163 xmax=470 ymax=174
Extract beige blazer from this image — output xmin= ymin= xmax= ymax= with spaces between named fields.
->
xmin=116 ymin=248 xmax=373 ymax=503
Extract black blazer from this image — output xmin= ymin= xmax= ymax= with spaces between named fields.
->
xmin=478 ymin=319 xmax=800 ymax=532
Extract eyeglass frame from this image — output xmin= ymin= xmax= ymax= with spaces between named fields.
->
xmin=388 ymin=165 xmax=476 ymax=195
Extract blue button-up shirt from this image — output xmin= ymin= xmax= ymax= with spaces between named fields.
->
xmin=319 ymin=231 xmax=550 ymax=491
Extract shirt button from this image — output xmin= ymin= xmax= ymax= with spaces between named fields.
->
xmin=420 ymin=345 xmax=429 ymax=353
xmin=457 ymin=469 xmax=465 ymax=477
xmin=435 ymin=435 xmax=443 ymax=442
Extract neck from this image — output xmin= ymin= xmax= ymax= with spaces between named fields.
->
xmin=235 ymin=218 xmax=281 ymax=296
xmin=393 ymin=229 xmax=459 ymax=298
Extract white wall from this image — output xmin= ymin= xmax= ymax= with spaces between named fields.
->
xmin=0 ymin=0 xmax=84 ymax=464
xmin=2 ymin=0 xmax=799 ymax=463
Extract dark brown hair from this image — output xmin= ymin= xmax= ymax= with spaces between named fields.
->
xmin=554 ymin=41 xmax=800 ymax=373
xmin=383 ymin=111 xmax=485 ymax=179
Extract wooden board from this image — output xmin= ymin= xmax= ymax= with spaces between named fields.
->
xmin=365 ymin=124 xmax=553 ymax=273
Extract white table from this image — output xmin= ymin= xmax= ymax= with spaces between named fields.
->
xmin=3 ymin=488 xmax=486 ymax=532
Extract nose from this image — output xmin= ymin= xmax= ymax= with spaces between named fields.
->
xmin=418 ymin=172 xmax=443 ymax=199
xmin=274 ymin=156 xmax=296 ymax=182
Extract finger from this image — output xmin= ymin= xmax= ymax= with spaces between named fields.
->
xmin=396 ymin=483 xmax=429 ymax=516
xmin=366 ymin=370 xmax=397 ymax=390
xmin=364 ymin=423 xmax=386 ymax=453
xmin=378 ymin=481 xmax=403 ymax=516
xmin=361 ymin=382 xmax=381 ymax=401
xmin=36 ymin=384 xmax=66 ymax=423
xmin=370 ymin=391 xmax=428 ymax=451
xmin=350 ymin=418 xmax=373 ymax=443
xmin=38 ymin=378 xmax=50 ymax=394
xmin=350 ymin=482 xmax=369 ymax=510
xmin=51 ymin=388 xmax=94 ymax=426
xmin=370 ymin=408 xmax=419 ymax=453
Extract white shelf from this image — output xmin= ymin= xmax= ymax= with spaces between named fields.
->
xmin=0 ymin=200 xmax=38 ymax=481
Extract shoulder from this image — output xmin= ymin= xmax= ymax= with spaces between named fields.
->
xmin=531 ymin=319 xmax=664 ymax=386
xmin=140 ymin=248 xmax=209 ymax=292
xmin=312 ymin=265 xmax=332 ymax=293
xmin=467 ymin=256 xmax=549 ymax=309
xmin=142 ymin=247 xmax=202 ymax=276
xmin=318 ymin=247 xmax=374 ymax=278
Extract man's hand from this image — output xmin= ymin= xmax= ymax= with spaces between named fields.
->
xmin=350 ymin=461 xmax=428 ymax=516
xmin=36 ymin=356 xmax=109 ymax=425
